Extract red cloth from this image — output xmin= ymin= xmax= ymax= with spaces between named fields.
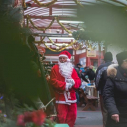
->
xmin=56 ymin=103 xmax=77 ymax=127
xmin=50 ymin=64 xmax=81 ymax=103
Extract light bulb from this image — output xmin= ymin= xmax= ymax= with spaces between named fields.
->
xmin=80 ymin=28 xmax=84 ymax=31
xmin=87 ymin=48 xmax=91 ymax=51
xmin=62 ymin=43 xmax=66 ymax=47
xmin=56 ymin=29 xmax=60 ymax=33
xmin=56 ymin=47 xmax=59 ymax=50
xmin=68 ymin=33 xmax=72 ymax=37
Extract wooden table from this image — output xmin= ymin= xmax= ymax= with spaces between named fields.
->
xmin=82 ymin=95 xmax=98 ymax=111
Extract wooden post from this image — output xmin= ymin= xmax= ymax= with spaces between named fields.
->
xmin=27 ymin=16 xmax=29 ymax=28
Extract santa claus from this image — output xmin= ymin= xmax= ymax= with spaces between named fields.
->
xmin=50 ymin=51 xmax=81 ymax=127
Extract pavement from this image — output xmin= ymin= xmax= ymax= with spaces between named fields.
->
xmin=74 ymin=106 xmax=103 ymax=127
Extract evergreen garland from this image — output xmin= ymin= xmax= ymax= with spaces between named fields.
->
xmin=72 ymin=30 xmax=90 ymax=41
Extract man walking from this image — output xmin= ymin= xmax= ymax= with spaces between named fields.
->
xmin=50 ymin=51 xmax=81 ymax=127
xmin=95 ymin=52 xmax=113 ymax=127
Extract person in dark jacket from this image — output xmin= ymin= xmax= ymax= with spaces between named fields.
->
xmin=84 ymin=65 xmax=95 ymax=83
xmin=75 ymin=63 xmax=82 ymax=78
xmin=74 ymin=63 xmax=82 ymax=105
xmin=81 ymin=67 xmax=89 ymax=83
xmin=95 ymin=52 xmax=113 ymax=127
xmin=103 ymin=51 xmax=127 ymax=127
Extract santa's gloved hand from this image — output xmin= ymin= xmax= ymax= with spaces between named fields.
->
xmin=66 ymin=79 xmax=75 ymax=86
xmin=65 ymin=83 xmax=73 ymax=91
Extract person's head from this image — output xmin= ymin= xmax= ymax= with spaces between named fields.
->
xmin=89 ymin=65 xmax=93 ymax=70
xmin=116 ymin=51 xmax=127 ymax=69
xmin=59 ymin=51 xmax=71 ymax=63
xmin=59 ymin=56 xmax=67 ymax=63
xmin=104 ymin=52 xmax=113 ymax=62
xmin=58 ymin=51 xmax=73 ymax=78
xmin=76 ymin=63 xmax=82 ymax=68
xmin=84 ymin=67 xmax=88 ymax=71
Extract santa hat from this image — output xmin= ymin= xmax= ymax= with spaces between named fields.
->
xmin=59 ymin=51 xmax=71 ymax=62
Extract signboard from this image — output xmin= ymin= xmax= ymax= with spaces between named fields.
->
xmin=87 ymin=50 xmax=96 ymax=57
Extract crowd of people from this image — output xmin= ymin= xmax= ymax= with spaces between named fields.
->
xmin=74 ymin=63 xmax=96 ymax=106
xmin=49 ymin=50 xmax=127 ymax=127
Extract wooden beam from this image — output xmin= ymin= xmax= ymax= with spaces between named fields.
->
xmin=26 ymin=3 xmax=77 ymax=8
xmin=24 ymin=15 xmax=77 ymax=20
xmin=26 ymin=26 xmax=79 ymax=30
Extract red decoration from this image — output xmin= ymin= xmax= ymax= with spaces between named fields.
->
xmin=14 ymin=0 xmax=18 ymax=7
xmin=14 ymin=0 xmax=22 ymax=7
xmin=17 ymin=115 xmax=25 ymax=126
xmin=31 ymin=110 xmax=46 ymax=126
xmin=36 ymin=46 xmax=46 ymax=55
xmin=17 ymin=110 xmax=46 ymax=126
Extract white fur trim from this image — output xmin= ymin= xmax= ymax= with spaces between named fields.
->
xmin=55 ymin=91 xmax=77 ymax=105
xmin=56 ymin=101 xmax=71 ymax=105
xmin=64 ymin=91 xmax=77 ymax=103
xmin=65 ymin=83 xmax=69 ymax=91
xmin=56 ymin=100 xmax=77 ymax=105
xmin=67 ymin=58 xmax=70 ymax=62
xmin=107 ymin=64 xmax=118 ymax=77
xmin=59 ymin=54 xmax=69 ymax=59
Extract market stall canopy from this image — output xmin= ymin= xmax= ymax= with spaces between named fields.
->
xmin=24 ymin=0 xmax=127 ymax=35
xmin=24 ymin=0 xmax=127 ymax=49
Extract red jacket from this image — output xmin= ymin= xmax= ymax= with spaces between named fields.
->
xmin=50 ymin=64 xmax=81 ymax=104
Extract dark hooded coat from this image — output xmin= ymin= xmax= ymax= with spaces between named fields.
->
xmin=103 ymin=64 xmax=127 ymax=127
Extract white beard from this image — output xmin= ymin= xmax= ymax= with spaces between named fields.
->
xmin=58 ymin=61 xmax=73 ymax=79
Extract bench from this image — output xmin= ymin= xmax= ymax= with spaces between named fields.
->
xmin=82 ymin=95 xmax=98 ymax=111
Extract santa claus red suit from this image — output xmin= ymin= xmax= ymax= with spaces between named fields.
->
xmin=50 ymin=51 xmax=81 ymax=127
